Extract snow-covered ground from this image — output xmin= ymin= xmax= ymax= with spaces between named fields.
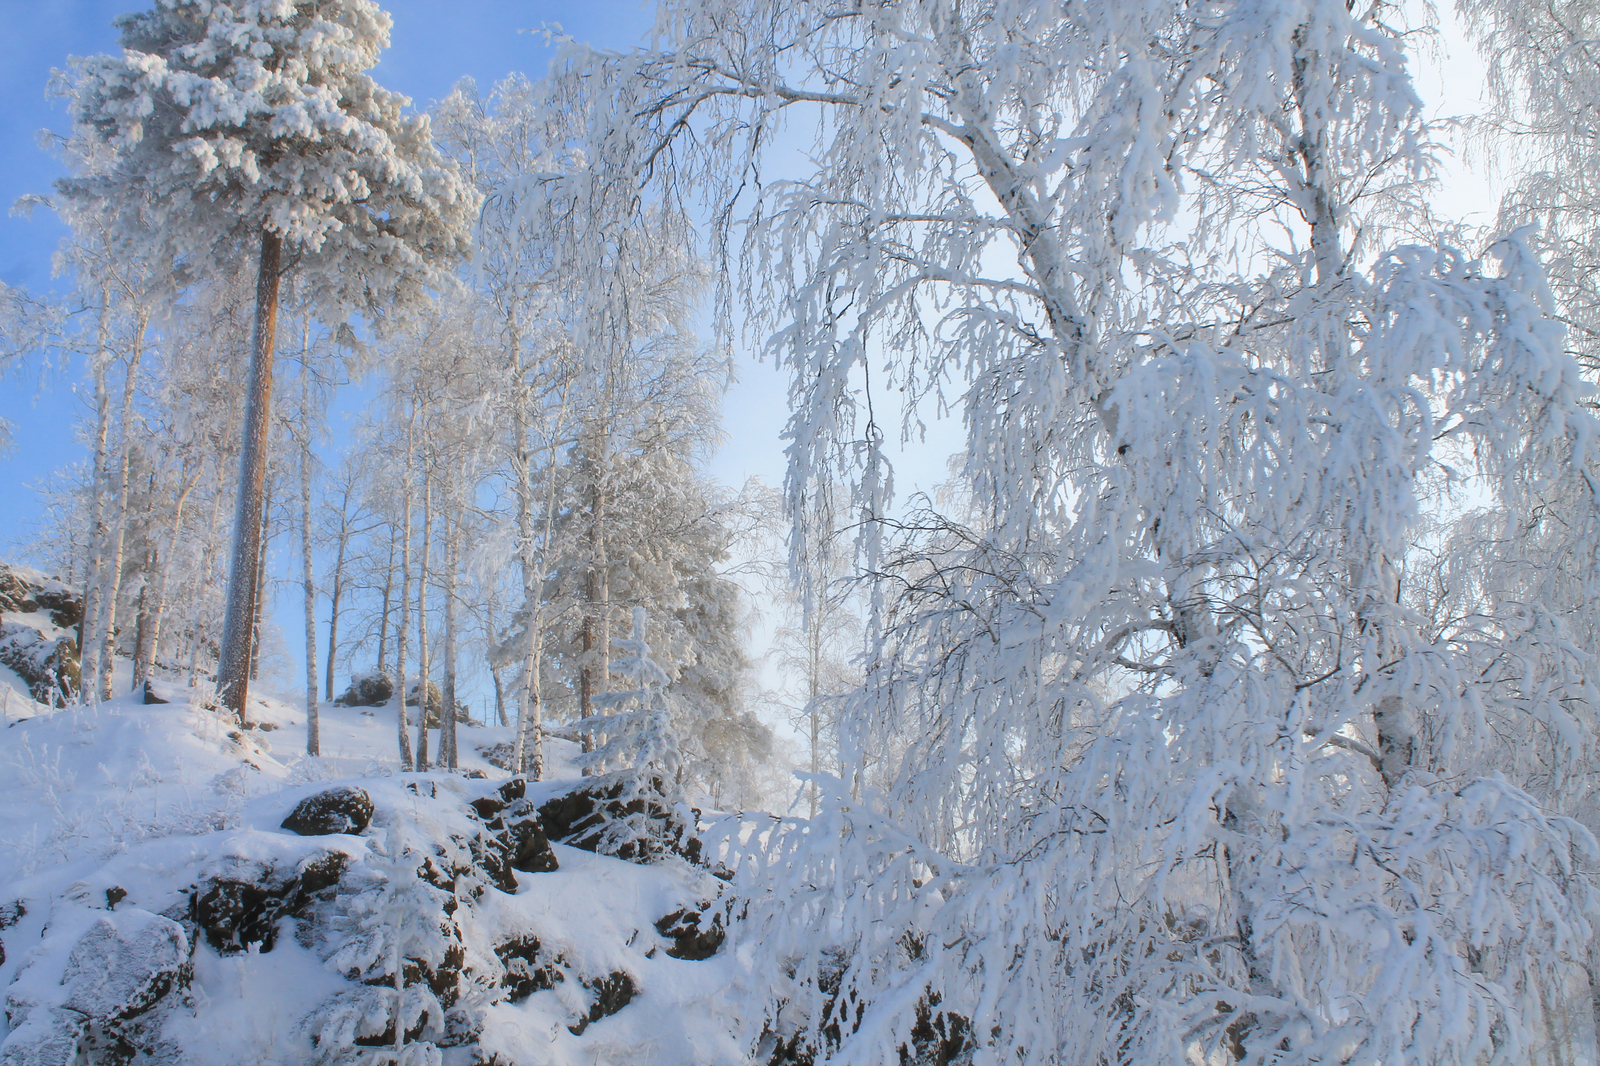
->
xmin=0 ymin=682 xmax=750 ymax=1065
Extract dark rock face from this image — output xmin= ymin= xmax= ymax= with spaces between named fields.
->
xmin=407 ymin=679 xmax=443 ymax=713
xmin=0 ymin=564 xmax=82 ymax=629
xmin=904 ymin=997 xmax=973 ymax=1066
xmin=538 ymin=773 xmax=701 ymax=865
xmin=31 ymin=586 xmax=82 ymax=632
xmin=190 ymin=852 xmax=349 ymax=954
xmin=477 ymin=741 xmax=516 ymax=772
xmin=494 ymin=936 xmax=563 ymax=1003
xmin=655 ymin=904 xmax=725 ymax=960
xmin=504 ymin=815 xmax=559 ymax=874
xmin=0 ymin=902 xmax=23 ymax=969
xmin=1 ymin=911 xmax=191 ymax=1066
xmin=332 ymin=672 xmax=393 ymax=708
xmin=464 ymin=778 xmax=558 ymax=881
xmin=0 ymin=623 xmax=79 ymax=708
xmin=192 ymin=879 xmax=287 ymax=953
xmin=0 ymin=565 xmax=83 ymax=708
xmin=567 ymin=971 xmax=636 ymax=1035
xmin=281 ymin=787 xmax=374 ymax=836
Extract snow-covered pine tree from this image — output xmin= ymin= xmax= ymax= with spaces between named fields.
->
xmin=543 ymin=1 xmax=1600 ymax=1062
xmin=55 ymin=0 xmax=477 ymax=722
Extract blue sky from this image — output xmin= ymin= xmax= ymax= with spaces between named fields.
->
xmin=0 ymin=2 xmax=666 ymax=540
xmin=0 ymin=1 xmax=802 ymax=534
xmin=0 ymin=0 xmax=806 ymax=708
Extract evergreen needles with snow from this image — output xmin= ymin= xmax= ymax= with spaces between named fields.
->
xmin=53 ymin=0 xmax=478 ymax=721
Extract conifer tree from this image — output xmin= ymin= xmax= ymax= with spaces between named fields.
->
xmin=55 ymin=0 xmax=476 ymax=721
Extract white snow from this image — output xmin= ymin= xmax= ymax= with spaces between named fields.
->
xmin=0 ymin=682 xmax=751 ymax=1065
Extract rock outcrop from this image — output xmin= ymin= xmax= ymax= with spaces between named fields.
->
xmin=0 ymin=564 xmax=82 ymax=708
xmin=1 ymin=909 xmax=190 ymax=1066
xmin=0 ymin=763 xmax=734 ymax=1065
xmin=280 ymin=787 xmax=375 ymax=837
xmin=331 ymin=671 xmax=393 ymax=708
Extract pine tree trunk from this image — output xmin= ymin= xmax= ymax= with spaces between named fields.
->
xmin=300 ymin=353 xmax=320 ymax=757
xmin=415 ymin=458 xmax=432 ymax=771
xmin=249 ymin=467 xmax=273 ymax=682
xmin=216 ymin=229 xmax=283 ymax=724
xmin=78 ymin=291 xmax=112 ymax=702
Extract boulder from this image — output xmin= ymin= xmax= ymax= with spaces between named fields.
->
xmin=332 ymin=671 xmax=393 ymax=708
xmin=405 ymin=679 xmax=470 ymax=727
xmin=0 ymin=1009 xmax=87 ymax=1066
xmin=281 ymin=786 xmax=374 ymax=836
xmin=59 ymin=914 xmax=189 ymax=1021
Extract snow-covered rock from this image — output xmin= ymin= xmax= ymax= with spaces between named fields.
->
xmin=280 ymin=786 xmax=375 ymax=836
xmin=0 ymin=688 xmax=751 ymax=1065
xmin=2 ymin=906 xmax=189 ymax=1066
xmin=0 ymin=564 xmax=82 ymax=708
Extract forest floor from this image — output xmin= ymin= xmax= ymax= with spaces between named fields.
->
xmin=0 ymin=665 xmax=751 ymax=1065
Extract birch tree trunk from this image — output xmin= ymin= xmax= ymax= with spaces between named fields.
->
xmin=216 ymin=229 xmax=283 ymax=724
xmin=78 ymin=289 xmax=112 ymax=702
xmin=299 ymin=352 xmax=320 ymax=757
xmin=441 ymin=509 xmax=460 ymax=770
xmin=188 ymin=480 xmax=226 ymax=688
xmin=131 ymin=546 xmax=154 ymax=699
xmin=414 ymin=456 xmax=432 ymax=771
xmin=393 ymin=405 xmax=417 ymax=771
xmin=325 ymin=528 xmax=347 ymax=702
xmin=96 ymin=325 xmax=147 ymax=700
xmin=377 ymin=535 xmax=394 ymax=675
xmin=133 ymin=466 xmax=201 ymax=694
xmin=485 ymin=597 xmax=509 ymax=727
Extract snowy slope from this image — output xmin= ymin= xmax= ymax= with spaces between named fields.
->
xmin=0 ymin=686 xmax=751 ymax=1066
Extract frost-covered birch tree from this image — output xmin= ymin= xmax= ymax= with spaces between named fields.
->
xmin=54 ymin=0 xmax=476 ymax=722
xmin=542 ymin=1 xmax=1600 ymax=1063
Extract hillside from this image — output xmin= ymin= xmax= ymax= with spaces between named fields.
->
xmin=0 ymin=685 xmax=753 ymax=1065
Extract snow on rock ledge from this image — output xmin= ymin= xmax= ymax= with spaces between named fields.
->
xmin=0 ymin=690 xmax=749 ymax=1066
xmin=2 ymin=907 xmax=189 ymax=1066
xmin=0 ymin=564 xmax=82 ymax=708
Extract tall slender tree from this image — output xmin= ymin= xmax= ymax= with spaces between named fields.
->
xmin=55 ymin=0 xmax=475 ymax=721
